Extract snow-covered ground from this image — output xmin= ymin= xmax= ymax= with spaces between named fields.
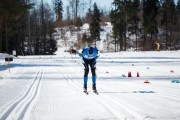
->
xmin=0 ymin=50 xmax=180 ymax=120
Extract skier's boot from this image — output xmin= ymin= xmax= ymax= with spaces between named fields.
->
xmin=92 ymin=84 xmax=97 ymax=92
xmin=83 ymin=84 xmax=87 ymax=92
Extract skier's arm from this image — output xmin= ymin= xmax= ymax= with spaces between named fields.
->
xmin=76 ymin=49 xmax=83 ymax=57
xmin=96 ymin=55 xmax=100 ymax=59
xmin=95 ymin=48 xmax=100 ymax=59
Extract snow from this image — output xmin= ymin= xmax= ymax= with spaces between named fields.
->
xmin=0 ymin=50 xmax=180 ymax=120
xmin=0 ymin=22 xmax=180 ymax=120
xmin=81 ymin=23 xmax=89 ymax=30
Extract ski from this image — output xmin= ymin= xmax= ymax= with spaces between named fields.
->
xmin=83 ymin=91 xmax=88 ymax=95
xmin=93 ymin=90 xmax=99 ymax=95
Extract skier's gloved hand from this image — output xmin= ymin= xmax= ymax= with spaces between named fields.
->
xmin=77 ymin=49 xmax=83 ymax=57
xmin=95 ymin=55 xmax=100 ymax=59
xmin=77 ymin=52 xmax=82 ymax=57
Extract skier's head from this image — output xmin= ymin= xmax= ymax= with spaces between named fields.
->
xmin=88 ymin=47 xmax=94 ymax=55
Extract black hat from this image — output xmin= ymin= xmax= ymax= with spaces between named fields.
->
xmin=89 ymin=47 xmax=94 ymax=54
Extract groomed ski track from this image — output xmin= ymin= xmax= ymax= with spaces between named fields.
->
xmin=0 ymin=52 xmax=180 ymax=120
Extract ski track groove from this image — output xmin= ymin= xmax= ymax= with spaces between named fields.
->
xmin=115 ymin=80 xmax=180 ymax=102
xmin=58 ymin=65 xmax=124 ymax=119
xmin=73 ymin=60 xmax=142 ymax=119
xmin=94 ymin=80 xmax=152 ymax=120
xmin=29 ymin=56 xmax=180 ymax=120
xmin=0 ymin=60 xmax=43 ymax=120
xmin=0 ymin=59 xmax=36 ymax=115
xmin=100 ymin=76 xmax=180 ymax=108
xmin=97 ymin=61 xmax=180 ymax=102
xmin=53 ymin=62 xmax=83 ymax=94
xmin=59 ymin=65 xmax=143 ymax=120
xmin=74 ymin=58 xmax=180 ymax=120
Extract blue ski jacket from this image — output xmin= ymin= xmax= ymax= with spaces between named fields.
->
xmin=78 ymin=47 xmax=99 ymax=60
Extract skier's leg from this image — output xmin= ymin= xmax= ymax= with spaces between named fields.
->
xmin=91 ymin=68 xmax=96 ymax=85
xmin=83 ymin=61 xmax=89 ymax=89
xmin=90 ymin=59 xmax=97 ymax=91
xmin=90 ymin=59 xmax=96 ymax=84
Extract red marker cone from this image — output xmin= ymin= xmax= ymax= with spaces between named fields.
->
xmin=128 ymin=71 xmax=132 ymax=77
xmin=137 ymin=72 xmax=140 ymax=77
xmin=144 ymin=80 xmax=150 ymax=83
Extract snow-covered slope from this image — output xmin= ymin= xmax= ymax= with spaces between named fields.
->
xmin=0 ymin=51 xmax=180 ymax=120
xmin=54 ymin=22 xmax=114 ymax=53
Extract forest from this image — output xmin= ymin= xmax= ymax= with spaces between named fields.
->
xmin=0 ymin=0 xmax=180 ymax=55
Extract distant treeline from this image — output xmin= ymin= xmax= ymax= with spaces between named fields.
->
xmin=0 ymin=0 xmax=180 ymax=55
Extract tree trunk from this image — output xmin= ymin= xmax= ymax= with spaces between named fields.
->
xmin=5 ymin=16 xmax=8 ymax=52
xmin=0 ymin=21 xmax=2 ymax=52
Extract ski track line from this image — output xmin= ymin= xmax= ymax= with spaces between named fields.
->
xmin=60 ymin=67 xmax=128 ymax=120
xmin=54 ymin=62 xmax=82 ymax=92
xmin=76 ymin=56 xmax=180 ymax=99
xmin=100 ymin=77 xmax=180 ymax=109
xmin=110 ymin=78 xmax=180 ymax=108
xmin=0 ymin=59 xmax=36 ymax=114
xmin=56 ymin=57 xmax=83 ymax=90
xmin=104 ymin=77 xmax=180 ymax=103
xmin=62 ymin=68 xmax=82 ymax=91
xmin=61 ymin=66 xmax=143 ymax=120
xmin=60 ymin=59 xmax=157 ymax=120
xmin=94 ymin=82 xmax=151 ymax=120
xmin=73 ymin=58 xmax=144 ymax=120
xmin=92 ymin=93 xmax=149 ymax=120
xmin=117 ymin=80 xmax=180 ymax=102
xmin=63 ymin=57 xmax=180 ymax=120
xmin=152 ymin=84 xmax=180 ymax=102
xmin=97 ymin=63 xmax=180 ymax=103
xmin=0 ymin=60 xmax=43 ymax=120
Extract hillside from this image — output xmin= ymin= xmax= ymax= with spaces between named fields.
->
xmin=53 ymin=22 xmax=115 ymax=53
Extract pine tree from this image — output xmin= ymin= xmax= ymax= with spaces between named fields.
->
xmin=54 ymin=0 xmax=63 ymax=21
xmin=0 ymin=0 xmax=33 ymax=53
xmin=110 ymin=0 xmax=127 ymax=51
xmin=66 ymin=6 xmax=71 ymax=20
xmin=161 ymin=0 xmax=176 ymax=49
xmin=177 ymin=0 xmax=180 ymax=32
xmin=177 ymin=0 xmax=180 ymax=13
xmin=86 ymin=8 xmax=92 ymax=24
xmin=143 ymin=0 xmax=159 ymax=50
xmin=90 ymin=3 xmax=101 ymax=46
xmin=127 ymin=0 xmax=140 ymax=50
xmin=75 ymin=17 xmax=82 ymax=30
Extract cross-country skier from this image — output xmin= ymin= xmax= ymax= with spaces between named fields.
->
xmin=78 ymin=46 xmax=99 ymax=93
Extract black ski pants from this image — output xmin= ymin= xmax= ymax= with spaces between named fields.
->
xmin=83 ymin=58 xmax=96 ymax=77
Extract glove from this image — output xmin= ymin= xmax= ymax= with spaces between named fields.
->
xmin=95 ymin=55 xmax=100 ymax=59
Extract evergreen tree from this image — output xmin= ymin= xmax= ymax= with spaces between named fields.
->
xmin=75 ymin=17 xmax=82 ymax=30
xmin=47 ymin=37 xmax=57 ymax=54
xmin=177 ymin=0 xmax=180 ymax=13
xmin=0 ymin=0 xmax=33 ymax=53
xmin=127 ymin=0 xmax=140 ymax=50
xmin=54 ymin=0 xmax=63 ymax=21
xmin=176 ymin=0 xmax=180 ymax=46
xmin=66 ymin=6 xmax=71 ymax=20
xmin=90 ymin=3 xmax=101 ymax=46
xmin=110 ymin=0 xmax=127 ymax=51
xmin=143 ymin=0 xmax=159 ymax=50
xmin=177 ymin=0 xmax=180 ymax=32
xmin=82 ymin=32 xmax=92 ymax=44
xmin=75 ymin=0 xmax=80 ymax=20
xmin=161 ymin=0 xmax=176 ymax=49
xmin=86 ymin=8 xmax=92 ymax=23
